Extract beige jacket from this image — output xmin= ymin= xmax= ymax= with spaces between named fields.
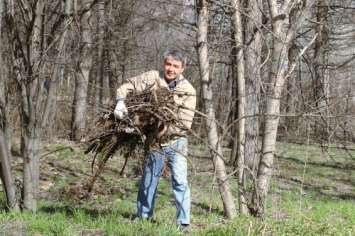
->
xmin=117 ymin=70 xmax=196 ymax=140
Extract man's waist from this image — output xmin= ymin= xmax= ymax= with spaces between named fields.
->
xmin=160 ymin=134 xmax=186 ymax=146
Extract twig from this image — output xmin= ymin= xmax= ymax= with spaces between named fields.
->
xmin=41 ymin=146 xmax=74 ymax=159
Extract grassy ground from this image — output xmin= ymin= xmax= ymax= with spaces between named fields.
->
xmin=0 ymin=140 xmax=354 ymax=235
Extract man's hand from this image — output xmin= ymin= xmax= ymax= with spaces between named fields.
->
xmin=114 ymin=100 xmax=128 ymax=119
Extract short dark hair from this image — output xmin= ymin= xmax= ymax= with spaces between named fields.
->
xmin=163 ymin=49 xmax=187 ymax=67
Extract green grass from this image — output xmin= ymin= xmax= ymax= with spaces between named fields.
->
xmin=0 ymin=141 xmax=354 ymax=235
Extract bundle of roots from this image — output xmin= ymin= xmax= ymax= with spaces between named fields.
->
xmin=84 ymin=87 xmax=189 ymax=193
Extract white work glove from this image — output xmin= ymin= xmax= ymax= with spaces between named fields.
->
xmin=114 ymin=100 xmax=128 ymax=119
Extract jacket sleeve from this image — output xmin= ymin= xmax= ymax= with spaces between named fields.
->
xmin=174 ymin=81 xmax=196 ymax=130
xmin=116 ymin=71 xmax=159 ymax=99
xmin=179 ymin=90 xmax=196 ymax=130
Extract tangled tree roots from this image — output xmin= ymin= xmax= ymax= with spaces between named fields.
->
xmin=84 ymin=88 xmax=190 ymax=193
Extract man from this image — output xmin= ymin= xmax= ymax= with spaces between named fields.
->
xmin=114 ymin=49 xmax=196 ymax=229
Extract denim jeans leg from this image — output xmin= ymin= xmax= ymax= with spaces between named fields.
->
xmin=165 ymin=138 xmax=190 ymax=225
xmin=137 ymin=151 xmax=166 ymax=219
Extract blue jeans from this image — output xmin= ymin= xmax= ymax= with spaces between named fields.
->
xmin=137 ymin=137 xmax=190 ymax=225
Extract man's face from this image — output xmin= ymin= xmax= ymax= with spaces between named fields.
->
xmin=163 ymin=56 xmax=184 ymax=83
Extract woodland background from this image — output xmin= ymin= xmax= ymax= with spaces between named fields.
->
xmin=0 ymin=0 xmax=354 ymax=228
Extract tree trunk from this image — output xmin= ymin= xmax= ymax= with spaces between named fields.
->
xmin=285 ymin=42 xmax=297 ymax=133
xmin=15 ymin=0 xmax=74 ymax=211
xmin=72 ymin=0 xmax=93 ymax=141
xmin=0 ymin=131 xmax=20 ymax=211
xmin=21 ymin=0 xmax=45 ymax=211
xmin=231 ymin=0 xmax=248 ymax=215
xmin=107 ymin=39 xmax=118 ymax=102
xmin=244 ymin=0 xmax=261 ymax=185
xmin=251 ymin=0 xmax=316 ymax=217
xmin=0 ymin=0 xmax=20 ymax=210
xmin=314 ymin=0 xmax=329 ymax=137
xmin=94 ymin=0 xmax=105 ymax=109
xmin=196 ymin=0 xmax=237 ymax=219
xmin=22 ymin=129 xmax=41 ymax=211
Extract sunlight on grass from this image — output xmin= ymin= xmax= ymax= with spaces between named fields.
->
xmin=0 ymin=141 xmax=353 ymax=235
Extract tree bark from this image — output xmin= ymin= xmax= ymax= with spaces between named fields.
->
xmin=94 ymin=0 xmax=105 ymax=109
xmin=21 ymin=0 xmax=45 ymax=211
xmin=230 ymin=0 xmax=248 ymax=215
xmin=314 ymin=0 xmax=329 ymax=137
xmin=0 ymin=0 xmax=20 ymax=210
xmin=244 ymin=0 xmax=261 ymax=185
xmin=8 ymin=0 xmax=75 ymax=211
xmin=196 ymin=0 xmax=237 ymax=219
xmin=72 ymin=0 xmax=93 ymax=141
xmin=107 ymin=38 xmax=118 ymax=102
xmin=0 ymin=131 xmax=20 ymax=211
xmin=251 ymin=0 xmax=316 ymax=217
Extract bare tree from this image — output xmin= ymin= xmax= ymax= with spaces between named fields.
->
xmin=196 ymin=0 xmax=237 ymax=219
xmin=243 ymin=0 xmax=262 ymax=207
xmin=72 ymin=0 xmax=93 ymax=141
xmin=19 ymin=0 xmax=46 ymax=211
xmin=250 ymin=0 xmax=316 ymax=217
xmin=244 ymin=0 xmax=262 ymax=156
xmin=313 ymin=0 xmax=330 ymax=137
xmin=230 ymin=0 xmax=248 ymax=214
xmin=2 ymin=0 xmax=83 ymax=211
xmin=0 ymin=0 xmax=20 ymax=211
xmin=93 ymin=0 xmax=105 ymax=108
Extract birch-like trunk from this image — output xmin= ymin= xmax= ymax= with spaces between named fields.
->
xmin=72 ymin=0 xmax=93 ymax=140
xmin=251 ymin=0 xmax=316 ymax=217
xmin=196 ymin=0 xmax=237 ymax=219
xmin=230 ymin=0 xmax=247 ymax=215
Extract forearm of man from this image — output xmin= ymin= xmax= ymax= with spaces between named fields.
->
xmin=116 ymin=71 xmax=157 ymax=99
xmin=116 ymin=81 xmax=135 ymax=100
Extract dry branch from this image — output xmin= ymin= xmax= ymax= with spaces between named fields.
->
xmin=84 ymin=87 xmax=190 ymax=193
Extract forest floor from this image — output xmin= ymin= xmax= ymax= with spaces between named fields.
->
xmin=0 ymin=139 xmax=354 ymax=235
